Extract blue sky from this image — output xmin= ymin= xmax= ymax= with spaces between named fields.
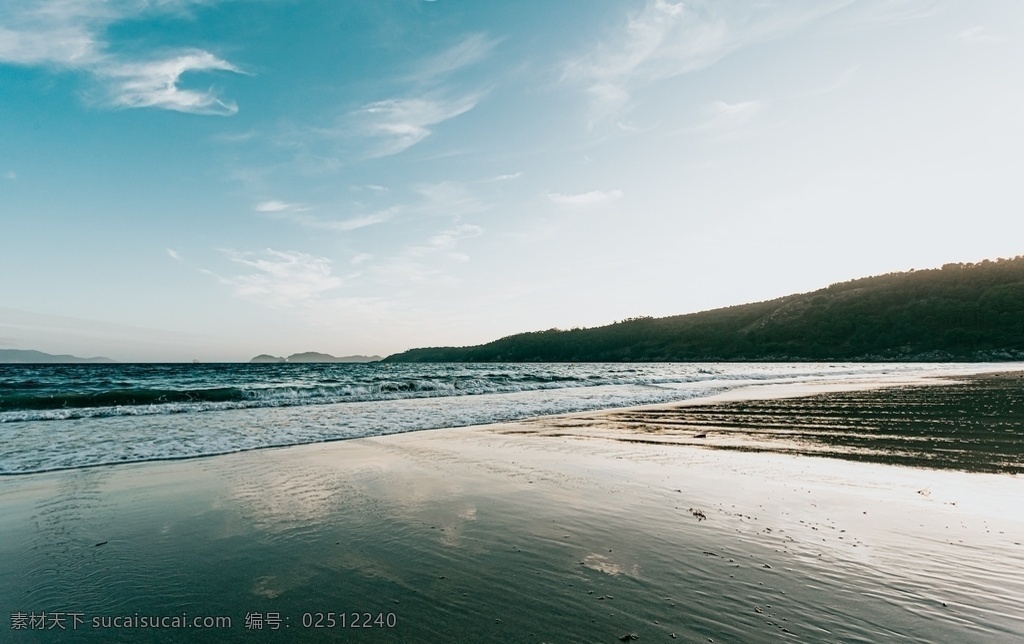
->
xmin=1 ymin=0 xmax=1022 ymax=361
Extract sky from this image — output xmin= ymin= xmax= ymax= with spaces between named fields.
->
xmin=1 ymin=0 xmax=1022 ymax=362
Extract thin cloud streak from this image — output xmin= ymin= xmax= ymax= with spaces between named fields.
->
xmin=695 ymin=99 xmax=762 ymax=132
xmin=352 ymin=93 xmax=482 ymax=157
xmin=263 ymin=209 xmax=396 ymax=233
xmin=411 ymin=33 xmax=499 ymax=82
xmin=548 ymin=189 xmax=623 ymax=207
xmin=255 ymin=200 xmax=310 ymax=213
xmin=956 ymin=26 xmax=1007 ymax=45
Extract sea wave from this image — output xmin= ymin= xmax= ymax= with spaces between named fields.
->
xmin=0 ymin=361 xmax=965 ymax=424
xmin=0 ymin=376 xmax=643 ymax=423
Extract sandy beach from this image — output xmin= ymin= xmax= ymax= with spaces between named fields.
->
xmin=2 ymin=373 xmax=1022 ymax=642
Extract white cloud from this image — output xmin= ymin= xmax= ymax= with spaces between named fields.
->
xmin=102 ymin=51 xmax=241 ymax=115
xmin=956 ymin=26 xmax=1007 ymax=45
xmin=351 ymin=253 xmax=373 ymax=266
xmin=3 ymin=171 xmax=15 ymax=180
xmin=547 ymin=189 xmax=623 ymax=207
xmin=255 ymin=199 xmax=309 ymax=213
xmin=166 ymin=248 xmax=181 ymax=261
xmin=354 ymin=94 xmax=482 ymax=156
xmin=0 ymin=0 xmax=106 ymax=67
xmin=489 ymin=172 xmax=523 ymax=182
xmin=0 ymin=1 xmax=243 ymax=115
xmin=328 ymin=212 xmax=393 ymax=231
xmin=564 ymin=0 xmax=853 ymax=124
xmin=422 ymin=223 xmax=483 ymax=252
xmin=217 ymin=248 xmax=345 ymax=308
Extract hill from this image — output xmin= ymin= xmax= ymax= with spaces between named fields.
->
xmin=250 ymin=352 xmax=382 ymax=363
xmin=0 ymin=349 xmax=116 ymax=364
xmin=383 ymin=257 xmax=1024 ymax=363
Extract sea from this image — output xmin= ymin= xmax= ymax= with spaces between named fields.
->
xmin=0 ymin=361 xmax=1016 ymax=475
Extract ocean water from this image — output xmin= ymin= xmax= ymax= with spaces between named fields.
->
xmin=0 ymin=362 xmax=1014 ymax=475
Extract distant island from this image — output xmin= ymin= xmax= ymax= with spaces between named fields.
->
xmin=384 ymin=256 xmax=1024 ymax=363
xmin=0 ymin=349 xmax=116 ymax=364
xmin=251 ymin=352 xmax=382 ymax=363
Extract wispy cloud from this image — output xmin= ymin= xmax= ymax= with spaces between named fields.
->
xmin=956 ymin=26 xmax=1007 ymax=45
xmin=213 ymin=130 xmax=258 ymax=143
xmin=255 ymin=199 xmax=310 ymax=213
xmin=790 ymin=64 xmax=860 ymax=100
xmin=488 ymin=172 xmax=523 ymax=182
xmin=324 ymin=212 xmax=394 ymax=232
xmin=0 ymin=1 xmax=243 ymax=115
xmin=696 ymin=99 xmax=762 ymax=132
xmin=166 ymin=248 xmax=181 ymax=261
xmin=216 ymin=248 xmax=345 ymax=308
xmin=102 ymin=51 xmax=242 ymax=115
xmin=412 ymin=33 xmax=498 ymax=81
xmin=563 ymin=0 xmax=854 ymax=124
xmin=262 ymin=208 xmax=396 ymax=233
xmin=548 ymin=189 xmax=623 ymax=208
xmin=418 ymin=223 xmax=483 ymax=254
xmin=256 ymin=179 xmax=487 ymax=238
xmin=3 ymin=171 xmax=15 ymax=180
xmin=374 ymin=224 xmax=484 ymax=284
xmin=285 ymin=33 xmax=493 ymax=162
xmin=412 ymin=180 xmax=488 ymax=217
xmin=352 ymin=93 xmax=482 ymax=157
xmin=353 ymin=184 xmax=389 ymax=193
xmin=0 ymin=0 xmax=106 ymax=67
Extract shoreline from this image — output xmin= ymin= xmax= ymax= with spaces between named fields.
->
xmin=2 ymin=370 xmax=1022 ymax=641
xmin=2 ymin=364 xmax=1013 ymax=479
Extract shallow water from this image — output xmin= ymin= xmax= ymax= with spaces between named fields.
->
xmin=1 ymin=362 xmax=1015 ymax=474
xmin=1 ymin=425 xmax=1021 ymax=643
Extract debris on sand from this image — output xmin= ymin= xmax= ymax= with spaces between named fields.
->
xmin=688 ymin=508 xmax=707 ymax=521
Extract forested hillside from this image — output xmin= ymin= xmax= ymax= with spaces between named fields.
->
xmin=384 ymin=257 xmax=1024 ymax=362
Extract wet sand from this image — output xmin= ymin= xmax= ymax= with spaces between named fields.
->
xmin=1 ymin=373 xmax=1022 ymax=642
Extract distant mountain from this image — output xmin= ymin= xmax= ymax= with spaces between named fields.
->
xmin=250 ymin=352 xmax=381 ymax=363
xmin=250 ymin=354 xmax=287 ymax=363
xmin=383 ymin=256 xmax=1024 ymax=363
xmin=0 ymin=349 xmax=116 ymax=364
